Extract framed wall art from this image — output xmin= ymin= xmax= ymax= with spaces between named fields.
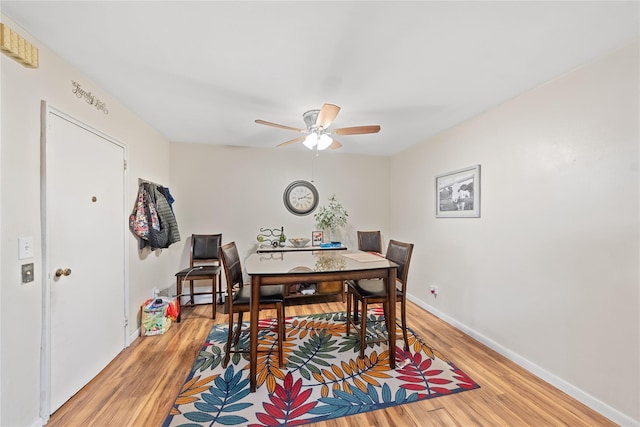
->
xmin=312 ymin=230 xmax=323 ymax=246
xmin=435 ymin=165 xmax=481 ymax=218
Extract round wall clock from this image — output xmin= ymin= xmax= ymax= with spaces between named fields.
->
xmin=283 ymin=180 xmax=319 ymax=216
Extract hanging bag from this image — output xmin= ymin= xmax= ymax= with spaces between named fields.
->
xmin=129 ymin=188 xmax=149 ymax=239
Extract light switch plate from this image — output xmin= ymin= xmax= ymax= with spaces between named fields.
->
xmin=19 ymin=236 xmax=34 ymax=259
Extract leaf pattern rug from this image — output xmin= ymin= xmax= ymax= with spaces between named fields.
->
xmin=163 ymin=310 xmax=479 ymax=426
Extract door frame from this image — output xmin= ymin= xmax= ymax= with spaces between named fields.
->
xmin=39 ymin=102 xmax=130 ymax=420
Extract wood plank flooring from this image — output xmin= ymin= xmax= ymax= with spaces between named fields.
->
xmin=45 ymin=297 xmax=617 ymax=426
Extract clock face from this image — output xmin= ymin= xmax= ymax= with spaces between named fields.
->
xmin=283 ymin=180 xmax=319 ymax=216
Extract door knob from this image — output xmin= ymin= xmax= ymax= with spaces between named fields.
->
xmin=55 ymin=268 xmax=72 ymax=277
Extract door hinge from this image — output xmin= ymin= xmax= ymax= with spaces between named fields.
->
xmin=124 ymin=317 xmax=129 ymax=328
xmin=123 ymin=160 xmax=128 ymax=170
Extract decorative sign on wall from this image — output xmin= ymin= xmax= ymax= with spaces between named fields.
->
xmin=71 ymin=81 xmax=109 ymax=114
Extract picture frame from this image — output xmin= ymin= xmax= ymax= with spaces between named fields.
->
xmin=435 ymin=164 xmax=481 ymax=218
xmin=312 ymin=230 xmax=323 ymax=246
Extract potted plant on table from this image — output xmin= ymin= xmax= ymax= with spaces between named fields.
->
xmin=314 ymin=194 xmax=349 ymax=243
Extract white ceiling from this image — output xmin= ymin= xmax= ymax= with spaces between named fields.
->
xmin=2 ymin=1 xmax=638 ymax=156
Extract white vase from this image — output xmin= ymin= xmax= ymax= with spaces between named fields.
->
xmin=322 ymin=229 xmax=333 ymax=243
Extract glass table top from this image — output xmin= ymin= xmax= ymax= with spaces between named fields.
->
xmin=245 ymin=249 xmax=396 ymax=275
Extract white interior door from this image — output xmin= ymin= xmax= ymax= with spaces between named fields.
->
xmin=44 ymin=106 xmax=127 ymax=413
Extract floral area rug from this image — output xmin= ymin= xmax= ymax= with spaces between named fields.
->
xmin=163 ymin=310 xmax=479 ymax=426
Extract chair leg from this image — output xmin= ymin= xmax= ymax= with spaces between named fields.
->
xmin=280 ymin=303 xmax=286 ymax=343
xmin=380 ymin=300 xmax=389 ymax=341
xmin=359 ymin=299 xmax=368 ymax=360
xmin=382 ymin=300 xmax=396 ymax=353
xmin=211 ymin=278 xmax=216 ymax=320
xmin=223 ymin=310 xmax=235 ymax=368
xmin=176 ymin=277 xmax=182 ymax=323
xmin=346 ymin=290 xmax=352 ymax=335
xmin=218 ymin=277 xmax=224 ymax=304
xmin=189 ymin=279 xmax=195 ymax=305
xmin=277 ymin=302 xmax=285 ymax=368
xmin=234 ymin=311 xmax=244 ymax=346
xmin=401 ymin=297 xmax=409 ymax=351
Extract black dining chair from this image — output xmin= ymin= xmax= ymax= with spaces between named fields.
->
xmin=174 ymin=234 xmax=222 ymax=322
xmin=352 ymin=230 xmax=383 ymax=321
xmin=357 ymin=230 xmax=383 ymax=254
xmin=346 ymin=239 xmax=414 ymax=359
xmin=219 ymin=241 xmax=286 ymax=368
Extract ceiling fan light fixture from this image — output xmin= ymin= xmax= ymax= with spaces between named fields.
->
xmin=317 ymin=133 xmax=333 ymax=150
xmin=256 ymin=103 xmax=380 ymax=150
xmin=303 ymin=133 xmax=332 ymax=150
xmin=303 ymin=133 xmax=317 ymax=149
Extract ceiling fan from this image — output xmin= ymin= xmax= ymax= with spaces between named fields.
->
xmin=255 ymin=103 xmax=381 ymax=151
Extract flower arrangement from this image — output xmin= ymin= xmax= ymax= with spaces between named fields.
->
xmin=314 ymin=194 xmax=349 ymax=232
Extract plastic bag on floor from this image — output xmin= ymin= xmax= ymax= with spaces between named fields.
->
xmin=141 ymin=297 xmax=179 ymax=336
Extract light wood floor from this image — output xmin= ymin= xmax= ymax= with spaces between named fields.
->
xmin=46 ymin=297 xmax=617 ymax=427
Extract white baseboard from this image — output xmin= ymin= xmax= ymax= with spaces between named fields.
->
xmin=407 ymin=295 xmax=639 ymax=427
xmin=128 ymin=328 xmax=140 ymax=346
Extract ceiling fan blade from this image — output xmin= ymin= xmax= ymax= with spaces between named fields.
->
xmin=255 ymin=119 xmax=305 ymax=133
xmin=329 ymin=139 xmax=343 ymax=149
xmin=277 ymin=135 xmax=306 ymax=147
xmin=333 ymin=125 xmax=381 ymax=135
xmin=315 ymin=103 xmax=341 ymax=129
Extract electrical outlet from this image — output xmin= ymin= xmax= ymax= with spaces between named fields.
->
xmin=429 ymin=285 xmax=438 ymax=297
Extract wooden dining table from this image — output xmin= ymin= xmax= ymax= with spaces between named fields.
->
xmin=244 ymin=249 xmax=398 ymax=392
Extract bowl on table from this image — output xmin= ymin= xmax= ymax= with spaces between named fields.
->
xmin=288 ymin=237 xmax=310 ymax=248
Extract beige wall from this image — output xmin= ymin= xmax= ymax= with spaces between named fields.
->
xmin=0 ymin=15 xmax=172 ymax=427
xmin=390 ymin=42 xmax=639 ymax=424
xmin=166 ymin=143 xmax=391 ymax=291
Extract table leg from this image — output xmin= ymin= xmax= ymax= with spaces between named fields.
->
xmin=387 ymin=266 xmax=397 ymax=368
xmin=250 ymin=275 xmax=260 ymax=392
